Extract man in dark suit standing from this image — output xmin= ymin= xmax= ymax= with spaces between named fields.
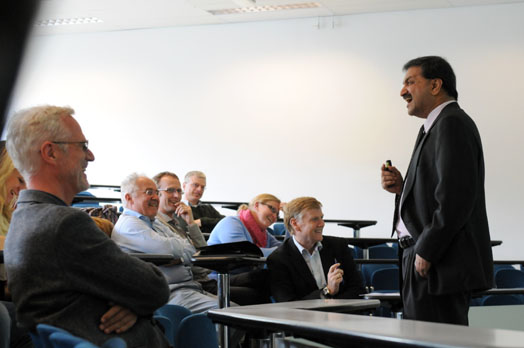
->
xmin=381 ymin=56 xmax=493 ymax=325
xmin=267 ymin=197 xmax=364 ymax=302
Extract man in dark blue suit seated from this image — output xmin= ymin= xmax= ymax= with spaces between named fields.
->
xmin=267 ymin=197 xmax=365 ymax=302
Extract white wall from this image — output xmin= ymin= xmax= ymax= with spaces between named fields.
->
xmin=8 ymin=3 xmax=524 ymax=259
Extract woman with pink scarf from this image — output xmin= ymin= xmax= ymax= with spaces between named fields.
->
xmin=208 ymin=193 xmax=282 ymax=257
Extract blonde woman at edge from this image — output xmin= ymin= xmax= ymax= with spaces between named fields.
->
xmin=0 ymin=141 xmax=26 ymax=239
xmin=207 ymin=193 xmax=282 ymax=257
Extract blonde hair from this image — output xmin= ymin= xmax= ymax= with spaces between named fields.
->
xmin=237 ymin=193 xmax=281 ymax=213
xmin=283 ymin=197 xmax=322 ymax=235
xmin=0 ymin=146 xmax=16 ymax=236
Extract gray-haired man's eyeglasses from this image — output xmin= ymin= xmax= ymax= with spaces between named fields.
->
xmin=158 ymin=188 xmax=184 ymax=195
xmin=52 ymin=141 xmax=89 ymax=152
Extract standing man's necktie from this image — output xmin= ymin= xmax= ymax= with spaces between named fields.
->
xmin=414 ymin=125 xmax=426 ymax=151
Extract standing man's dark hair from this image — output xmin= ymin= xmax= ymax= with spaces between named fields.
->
xmin=403 ymin=56 xmax=458 ymax=100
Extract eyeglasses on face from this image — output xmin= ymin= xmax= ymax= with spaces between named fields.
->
xmin=143 ymin=189 xmax=159 ymax=196
xmin=52 ymin=141 xmax=89 ymax=152
xmin=260 ymin=202 xmax=279 ymax=215
xmin=158 ymin=188 xmax=184 ymax=195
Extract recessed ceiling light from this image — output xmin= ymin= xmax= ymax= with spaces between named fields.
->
xmin=35 ymin=17 xmax=103 ymax=27
xmin=208 ymin=2 xmax=320 ymax=15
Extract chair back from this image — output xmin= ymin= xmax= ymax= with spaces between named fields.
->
xmin=370 ymin=267 xmax=399 ymax=292
xmin=154 ymin=304 xmax=192 ymax=346
xmin=175 ymin=313 xmax=218 ymax=348
xmin=495 ymin=269 xmax=524 ymax=288
xmin=361 ymin=264 xmax=396 ymax=287
xmin=100 ymin=338 xmax=127 ymax=348
xmin=49 ymin=332 xmax=85 ymax=348
xmin=75 ymin=338 xmax=127 ymax=348
xmin=351 ymin=246 xmax=363 ymax=259
xmin=368 ymin=244 xmax=397 ymax=259
xmin=270 ymin=223 xmax=287 ymax=236
xmin=481 ymin=294 xmax=524 ymax=306
xmin=36 ymin=324 xmax=127 ymax=348
xmin=35 ymin=324 xmax=69 ymax=348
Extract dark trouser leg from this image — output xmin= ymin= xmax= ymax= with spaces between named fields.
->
xmin=401 ymin=246 xmax=470 ymax=325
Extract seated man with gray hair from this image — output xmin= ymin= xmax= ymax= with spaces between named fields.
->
xmin=267 ymin=197 xmax=365 ymax=302
xmin=112 ymin=173 xmax=219 ymax=313
xmin=182 ymin=170 xmax=224 ymax=234
xmin=4 ymin=106 xmax=170 ymax=347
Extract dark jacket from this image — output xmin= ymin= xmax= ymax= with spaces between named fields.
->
xmin=267 ymin=236 xmax=365 ymax=302
xmin=5 ymin=190 xmax=170 ymax=347
xmin=394 ymin=102 xmax=494 ymax=295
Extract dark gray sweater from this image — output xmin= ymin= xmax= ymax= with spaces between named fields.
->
xmin=5 ymin=190 xmax=170 ymax=347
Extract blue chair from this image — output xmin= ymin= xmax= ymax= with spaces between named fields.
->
xmin=370 ymin=267 xmax=399 ymax=292
xmin=174 ymin=313 xmax=218 ymax=348
xmin=50 ymin=332 xmax=127 ymax=348
xmin=469 ymin=297 xmax=483 ymax=306
xmin=368 ymin=244 xmax=397 ymax=259
xmin=154 ymin=304 xmax=191 ymax=346
xmin=495 ymin=269 xmax=524 ymax=288
xmin=481 ymin=295 xmax=523 ymax=306
xmin=270 ymin=223 xmax=287 ymax=236
xmin=361 ymin=264 xmax=396 ymax=287
xmin=35 ymin=324 xmax=69 ymax=348
xmin=74 ymin=343 xmax=98 ymax=348
xmin=351 ymin=246 xmax=363 ymax=259
xmin=36 ymin=324 xmax=127 ymax=348
xmin=71 ymin=191 xmax=100 ymax=208
xmin=494 ymin=264 xmax=515 ymax=273
xmin=49 ymin=332 xmax=85 ymax=348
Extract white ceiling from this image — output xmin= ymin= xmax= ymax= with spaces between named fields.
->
xmin=34 ymin=0 xmax=524 ymax=35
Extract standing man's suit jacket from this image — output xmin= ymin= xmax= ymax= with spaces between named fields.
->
xmin=267 ymin=236 xmax=365 ymax=302
xmin=394 ymin=102 xmax=493 ymax=295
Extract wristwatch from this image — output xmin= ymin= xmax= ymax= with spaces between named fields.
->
xmin=322 ymin=286 xmax=331 ymax=297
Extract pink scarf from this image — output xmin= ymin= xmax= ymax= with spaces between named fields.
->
xmin=238 ymin=209 xmax=267 ymax=248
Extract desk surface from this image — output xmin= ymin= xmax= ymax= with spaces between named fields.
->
xmin=364 ymin=288 xmax=524 ymax=301
xmin=344 ymin=238 xmax=397 ymax=249
xmin=191 ymin=255 xmax=266 ymax=273
xmin=344 ymin=238 xmax=502 ymax=249
xmin=209 ymin=299 xmax=524 ymax=347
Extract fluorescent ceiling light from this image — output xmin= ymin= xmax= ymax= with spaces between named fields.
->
xmin=36 ymin=17 xmax=103 ymax=27
xmin=209 ymin=2 xmax=320 ymax=15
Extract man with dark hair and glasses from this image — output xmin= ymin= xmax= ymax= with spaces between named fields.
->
xmin=4 ymin=106 xmax=171 ymax=347
xmin=112 ymin=173 xmax=220 ymax=313
xmin=381 ymin=56 xmax=493 ymax=325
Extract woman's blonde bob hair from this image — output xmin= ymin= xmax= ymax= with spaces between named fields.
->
xmin=237 ymin=193 xmax=280 ymax=212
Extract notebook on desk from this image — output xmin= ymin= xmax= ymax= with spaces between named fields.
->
xmin=129 ymin=253 xmax=180 ymax=266
xmin=194 ymin=241 xmax=263 ymax=258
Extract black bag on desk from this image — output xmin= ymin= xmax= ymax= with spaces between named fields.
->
xmin=194 ymin=241 xmax=263 ymax=257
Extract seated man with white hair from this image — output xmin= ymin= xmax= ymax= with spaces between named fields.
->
xmin=112 ymin=173 xmax=219 ymax=313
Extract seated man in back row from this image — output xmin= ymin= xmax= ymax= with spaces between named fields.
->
xmin=267 ymin=197 xmax=365 ymax=302
xmin=112 ymin=173 xmax=219 ymax=313
xmin=182 ymin=171 xmax=224 ymax=234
